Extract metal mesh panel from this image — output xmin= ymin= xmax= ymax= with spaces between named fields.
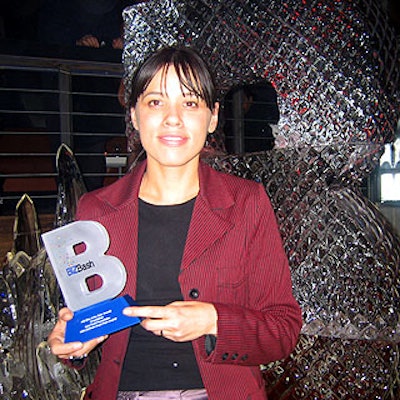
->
xmin=122 ymin=1 xmax=400 ymax=397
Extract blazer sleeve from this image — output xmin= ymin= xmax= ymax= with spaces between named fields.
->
xmin=198 ymin=184 xmax=302 ymax=366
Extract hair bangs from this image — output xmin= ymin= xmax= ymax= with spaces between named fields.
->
xmin=130 ymin=46 xmax=216 ymax=110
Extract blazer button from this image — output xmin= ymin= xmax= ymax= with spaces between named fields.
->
xmin=189 ymin=288 xmax=199 ymax=299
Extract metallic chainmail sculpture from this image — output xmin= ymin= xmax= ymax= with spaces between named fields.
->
xmin=122 ymin=0 xmax=400 ymax=398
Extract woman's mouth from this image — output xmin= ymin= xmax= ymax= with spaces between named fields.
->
xmin=159 ymin=135 xmax=188 ymax=146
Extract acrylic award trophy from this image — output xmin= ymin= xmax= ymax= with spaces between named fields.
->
xmin=42 ymin=220 xmax=141 ymax=343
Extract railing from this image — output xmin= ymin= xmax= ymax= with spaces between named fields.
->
xmin=0 ymin=50 xmax=282 ymax=216
xmin=1 ymin=48 xmax=398 ymax=226
xmin=0 ymin=51 xmax=126 ymax=215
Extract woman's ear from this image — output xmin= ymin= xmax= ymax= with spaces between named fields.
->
xmin=130 ymin=107 xmax=139 ymax=131
xmin=208 ymin=102 xmax=220 ymax=133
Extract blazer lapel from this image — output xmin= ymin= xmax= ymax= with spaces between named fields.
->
xmin=181 ymin=197 xmax=233 ymax=270
xmin=93 ymin=163 xmax=146 ymax=299
xmin=99 ymin=202 xmax=139 ymax=298
xmin=181 ymin=163 xmax=234 ymax=270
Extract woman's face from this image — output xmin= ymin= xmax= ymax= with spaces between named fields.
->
xmin=130 ymin=66 xmax=219 ymax=170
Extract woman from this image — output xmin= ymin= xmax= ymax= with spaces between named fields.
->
xmin=48 ymin=46 xmax=302 ymax=400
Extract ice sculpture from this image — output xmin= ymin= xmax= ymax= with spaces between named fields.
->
xmin=0 ymin=146 xmax=99 ymax=399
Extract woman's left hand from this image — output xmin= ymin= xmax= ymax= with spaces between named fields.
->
xmin=123 ymin=301 xmax=217 ymax=341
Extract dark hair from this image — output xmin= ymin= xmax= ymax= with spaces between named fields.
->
xmin=129 ymin=46 xmax=217 ymax=110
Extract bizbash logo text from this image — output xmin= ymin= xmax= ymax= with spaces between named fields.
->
xmin=66 ymin=260 xmax=95 ymax=276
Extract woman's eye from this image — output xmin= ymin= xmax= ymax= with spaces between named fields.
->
xmin=185 ymin=100 xmax=198 ymax=108
xmin=149 ymin=99 xmax=162 ymax=107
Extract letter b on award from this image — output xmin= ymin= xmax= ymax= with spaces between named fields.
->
xmin=42 ymin=221 xmax=140 ymax=342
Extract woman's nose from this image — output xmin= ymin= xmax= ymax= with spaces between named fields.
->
xmin=164 ymin=104 xmax=182 ymax=126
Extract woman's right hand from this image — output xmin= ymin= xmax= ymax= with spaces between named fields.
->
xmin=48 ymin=307 xmax=108 ymax=359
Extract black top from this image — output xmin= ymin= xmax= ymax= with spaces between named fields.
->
xmin=118 ymin=197 xmax=204 ymax=391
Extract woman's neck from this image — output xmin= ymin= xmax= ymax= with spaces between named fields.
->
xmin=139 ymin=163 xmax=200 ymax=205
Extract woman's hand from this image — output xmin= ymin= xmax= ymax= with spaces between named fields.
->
xmin=47 ymin=307 xmax=107 ymax=359
xmin=123 ymin=301 xmax=218 ymax=341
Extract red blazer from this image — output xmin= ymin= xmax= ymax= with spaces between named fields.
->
xmin=77 ymin=161 xmax=302 ymax=400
